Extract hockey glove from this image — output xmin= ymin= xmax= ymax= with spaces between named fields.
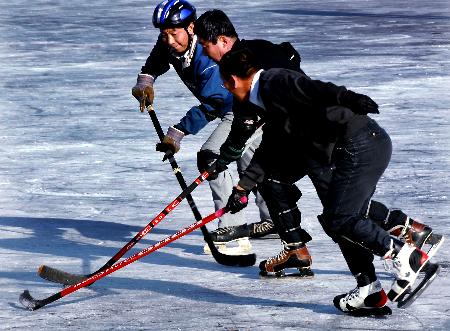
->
xmin=208 ymin=158 xmax=229 ymax=181
xmin=226 ymin=186 xmax=250 ymax=214
xmin=132 ymin=74 xmax=155 ymax=112
xmin=156 ymin=126 xmax=184 ymax=160
xmin=196 ymin=150 xmax=226 ymax=181
xmin=339 ymin=90 xmax=379 ymax=114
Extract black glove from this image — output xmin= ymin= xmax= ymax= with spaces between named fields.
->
xmin=339 ymin=90 xmax=379 ymax=114
xmin=226 ymin=187 xmax=249 ymax=214
xmin=197 ymin=150 xmax=228 ymax=181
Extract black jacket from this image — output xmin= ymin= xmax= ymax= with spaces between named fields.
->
xmin=222 ymin=39 xmax=306 ymax=152
xmin=239 ymin=68 xmax=369 ymax=190
xmin=233 ymin=39 xmax=304 ymax=74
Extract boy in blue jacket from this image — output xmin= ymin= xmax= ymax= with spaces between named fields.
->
xmin=131 ymin=0 xmax=274 ymax=253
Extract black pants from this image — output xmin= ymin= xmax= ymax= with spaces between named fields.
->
xmin=259 ymin=119 xmax=393 ymax=279
xmin=319 ymin=120 xmax=393 ymax=280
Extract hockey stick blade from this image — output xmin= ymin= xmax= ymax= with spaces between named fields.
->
xmin=200 ymin=226 xmax=256 ymax=267
xmin=38 ymin=265 xmax=88 ymax=286
xmin=397 ymin=262 xmax=440 ymax=309
xmin=19 ymin=290 xmax=53 ymax=311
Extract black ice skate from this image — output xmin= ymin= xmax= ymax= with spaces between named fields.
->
xmin=385 ymin=238 xmax=440 ymax=307
xmin=249 ymin=219 xmax=278 ymax=239
xmin=389 ymin=218 xmax=444 ymax=259
xmin=259 ymin=242 xmax=313 ymax=278
xmin=204 ymin=224 xmax=251 ymax=255
xmin=333 ymin=274 xmax=392 ymax=317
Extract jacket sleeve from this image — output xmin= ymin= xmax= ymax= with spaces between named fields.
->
xmin=174 ymin=58 xmax=233 ymax=135
xmin=290 ymin=73 xmax=345 ymax=107
xmin=174 ymin=105 xmax=210 ymax=135
xmin=290 ymin=74 xmax=363 ymax=124
xmin=217 ymin=101 xmax=261 ymax=164
xmin=237 ymin=139 xmax=267 ymax=191
xmin=140 ymin=35 xmax=171 ymax=78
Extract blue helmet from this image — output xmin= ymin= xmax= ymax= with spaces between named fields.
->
xmin=152 ymin=0 xmax=197 ymax=29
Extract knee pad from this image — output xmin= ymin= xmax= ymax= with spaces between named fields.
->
xmin=261 ymin=178 xmax=302 ymax=204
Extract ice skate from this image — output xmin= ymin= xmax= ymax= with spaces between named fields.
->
xmin=249 ymin=219 xmax=279 ymax=239
xmin=204 ymin=224 xmax=252 ymax=255
xmin=259 ymin=242 xmax=313 ymax=278
xmin=389 ymin=218 xmax=444 ymax=259
xmin=333 ymin=274 xmax=391 ymax=316
xmin=385 ymin=238 xmax=440 ymax=307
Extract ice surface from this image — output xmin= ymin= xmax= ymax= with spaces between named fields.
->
xmin=1 ymin=0 xmax=449 ymax=330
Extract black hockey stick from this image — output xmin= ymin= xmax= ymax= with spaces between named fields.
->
xmin=146 ymin=105 xmax=256 ymax=267
xmin=20 ymin=201 xmax=245 ymax=310
xmin=38 ymin=168 xmax=212 ymax=285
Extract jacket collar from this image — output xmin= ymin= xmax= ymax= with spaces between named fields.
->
xmin=249 ymin=69 xmax=265 ymax=110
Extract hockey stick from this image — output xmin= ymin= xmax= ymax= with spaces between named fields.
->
xmin=146 ymin=105 xmax=256 ymax=267
xmin=20 ymin=200 xmax=246 ymax=311
xmin=38 ymin=168 xmax=212 ymax=285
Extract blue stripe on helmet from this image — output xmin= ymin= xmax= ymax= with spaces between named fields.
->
xmin=160 ymin=0 xmax=178 ymax=25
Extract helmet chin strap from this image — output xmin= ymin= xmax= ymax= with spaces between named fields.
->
xmin=181 ymin=33 xmax=197 ymax=69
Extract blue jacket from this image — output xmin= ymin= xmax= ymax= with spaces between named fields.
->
xmin=141 ymin=35 xmax=233 ymax=135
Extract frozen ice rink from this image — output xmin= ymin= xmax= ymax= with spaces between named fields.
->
xmin=1 ymin=0 xmax=449 ymax=329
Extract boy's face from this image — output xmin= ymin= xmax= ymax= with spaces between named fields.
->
xmin=222 ymin=75 xmax=250 ymax=102
xmin=160 ymin=23 xmax=194 ymax=54
xmin=198 ymin=38 xmax=223 ymax=62
xmin=198 ymin=36 xmax=233 ymax=62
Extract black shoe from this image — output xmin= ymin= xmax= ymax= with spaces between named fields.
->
xmin=210 ymin=224 xmax=250 ymax=243
xmin=249 ymin=220 xmax=278 ymax=239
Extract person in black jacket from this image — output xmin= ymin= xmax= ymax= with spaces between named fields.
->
xmin=194 ymin=9 xmax=306 ymax=240
xmin=217 ymin=48 xmax=440 ymax=315
xmin=194 ymin=9 xmax=442 ymax=281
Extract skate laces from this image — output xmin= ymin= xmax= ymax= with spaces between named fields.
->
xmin=212 ymin=227 xmax=231 ymax=235
xmin=254 ymin=221 xmax=274 ymax=233
xmin=267 ymin=249 xmax=289 ymax=265
xmin=344 ymin=287 xmax=360 ymax=302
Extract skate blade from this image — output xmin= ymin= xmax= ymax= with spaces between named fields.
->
xmin=388 ymin=247 xmax=435 ymax=303
xmin=397 ymin=263 xmax=440 ymax=309
xmin=424 ymin=234 xmax=444 ymax=260
xmin=259 ymin=267 xmax=314 ymax=279
xmin=203 ymin=238 xmax=252 ymax=255
xmin=345 ymin=306 xmax=392 ymax=317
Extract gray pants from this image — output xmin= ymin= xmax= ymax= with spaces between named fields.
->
xmin=201 ymin=112 xmax=271 ymax=228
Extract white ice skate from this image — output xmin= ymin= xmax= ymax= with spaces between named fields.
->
xmin=334 ymin=278 xmax=391 ymax=316
xmin=386 ymin=239 xmax=440 ymax=307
